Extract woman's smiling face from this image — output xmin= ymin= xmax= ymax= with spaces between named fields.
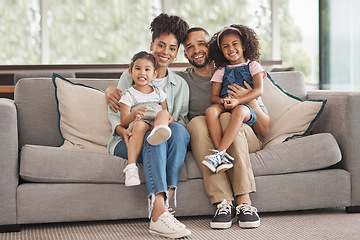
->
xmin=150 ymin=33 xmax=179 ymax=69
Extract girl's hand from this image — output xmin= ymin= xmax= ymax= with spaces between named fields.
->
xmin=133 ymin=107 xmax=147 ymax=120
xmin=169 ymin=115 xmax=175 ymax=123
xmin=223 ymin=97 xmax=240 ymax=110
xmin=105 ymin=86 xmax=122 ymax=112
xmin=115 ymin=125 xmax=133 ymax=147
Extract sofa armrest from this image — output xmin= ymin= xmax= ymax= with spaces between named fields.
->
xmin=308 ymin=90 xmax=360 ymax=207
xmin=0 ymin=98 xmax=19 ymax=229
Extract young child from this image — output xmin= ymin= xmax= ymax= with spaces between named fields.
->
xmin=120 ymin=51 xmax=172 ymax=186
xmin=203 ymin=24 xmax=266 ymax=173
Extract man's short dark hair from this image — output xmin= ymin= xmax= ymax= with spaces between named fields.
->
xmin=185 ymin=27 xmax=210 ymax=42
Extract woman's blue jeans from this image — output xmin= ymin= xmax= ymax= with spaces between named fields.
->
xmin=114 ymin=122 xmax=189 ymax=200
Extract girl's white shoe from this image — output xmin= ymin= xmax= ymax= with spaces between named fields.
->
xmin=123 ymin=163 xmax=140 ymax=187
xmin=146 ymin=125 xmax=172 ymax=146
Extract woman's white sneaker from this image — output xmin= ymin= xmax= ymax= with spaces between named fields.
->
xmin=149 ymin=211 xmax=191 ymax=239
xmin=147 ymin=125 xmax=172 ymax=146
xmin=123 ymin=163 xmax=140 ymax=187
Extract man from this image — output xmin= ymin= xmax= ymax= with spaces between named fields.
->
xmin=179 ymin=27 xmax=270 ymax=229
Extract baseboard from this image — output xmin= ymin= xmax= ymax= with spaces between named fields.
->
xmin=0 ymin=224 xmax=20 ymax=233
xmin=346 ymin=205 xmax=360 ymax=213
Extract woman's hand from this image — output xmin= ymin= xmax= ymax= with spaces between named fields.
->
xmin=105 ymin=86 xmax=122 ymax=112
xmin=169 ymin=115 xmax=175 ymax=123
xmin=115 ymin=125 xmax=133 ymax=147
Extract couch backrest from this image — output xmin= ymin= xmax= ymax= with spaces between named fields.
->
xmin=14 ymin=71 xmax=307 ymax=149
xmin=269 ymin=71 xmax=307 ymax=100
xmin=14 ymin=78 xmax=119 ymax=149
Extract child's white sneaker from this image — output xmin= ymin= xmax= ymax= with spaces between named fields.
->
xmin=146 ymin=125 xmax=172 ymax=146
xmin=123 ymin=163 xmax=140 ymax=187
xmin=149 ymin=211 xmax=191 ymax=239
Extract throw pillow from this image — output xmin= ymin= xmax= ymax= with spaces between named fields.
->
xmin=52 ymin=73 xmax=112 ymax=153
xmin=261 ymin=73 xmax=326 ymax=148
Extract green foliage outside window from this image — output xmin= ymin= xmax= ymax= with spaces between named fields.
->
xmin=0 ymin=0 xmax=317 ymax=84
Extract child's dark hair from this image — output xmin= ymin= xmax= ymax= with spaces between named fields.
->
xmin=208 ymin=24 xmax=260 ymax=69
xmin=129 ymin=51 xmax=157 ymax=71
xmin=150 ymin=13 xmax=189 ymax=46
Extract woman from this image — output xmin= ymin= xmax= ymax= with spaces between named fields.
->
xmin=106 ymin=13 xmax=191 ymax=239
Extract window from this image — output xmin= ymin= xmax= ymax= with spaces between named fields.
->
xmin=320 ymin=0 xmax=360 ymax=90
xmin=0 ymin=0 xmax=319 ymax=86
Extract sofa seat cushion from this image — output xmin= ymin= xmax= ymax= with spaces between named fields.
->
xmin=250 ymin=133 xmax=341 ymax=176
xmin=20 ymin=145 xmax=188 ymax=183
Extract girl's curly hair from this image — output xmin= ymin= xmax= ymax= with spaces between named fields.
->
xmin=150 ymin=13 xmax=189 ymax=46
xmin=208 ymin=24 xmax=260 ymax=69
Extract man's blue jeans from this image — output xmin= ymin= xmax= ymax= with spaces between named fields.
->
xmin=114 ymin=122 xmax=189 ymax=201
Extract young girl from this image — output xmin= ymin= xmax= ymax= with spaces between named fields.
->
xmin=203 ymin=24 xmax=266 ymax=173
xmin=120 ymin=51 xmax=172 ymax=187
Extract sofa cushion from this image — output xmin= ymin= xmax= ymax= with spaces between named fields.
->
xmin=261 ymin=73 xmax=327 ymax=148
xmin=19 ymin=145 xmax=188 ymax=183
xmin=250 ymin=133 xmax=341 ymax=176
xmin=53 ymin=73 xmax=112 ymax=153
xmin=15 ymin=78 xmax=119 ymax=150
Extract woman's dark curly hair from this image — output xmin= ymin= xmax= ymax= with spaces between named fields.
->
xmin=150 ymin=13 xmax=189 ymax=46
xmin=208 ymin=24 xmax=260 ymax=69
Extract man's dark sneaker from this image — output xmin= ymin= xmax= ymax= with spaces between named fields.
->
xmin=236 ymin=203 xmax=260 ymax=228
xmin=210 ymin=200 xmax=237 ymax=229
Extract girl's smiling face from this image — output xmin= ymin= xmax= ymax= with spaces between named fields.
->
xmin=129 ymin=58 xmax=156 ymax=87
xmin=220 ymin=33 xmax=246 ymax=65
xmin=150 ymin=33 xmax=179 ymax=69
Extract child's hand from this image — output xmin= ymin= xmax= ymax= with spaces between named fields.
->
xmin=223 ymin=97 xmax=240 ymax=110
xmin=133 ymin=107 xmax=147 ymax=120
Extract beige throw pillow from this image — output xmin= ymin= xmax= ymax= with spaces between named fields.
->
xmin=53 ymin=73 xmax=112 ymax=153
xmin=261 ymin=73 xmax=326 ymax=148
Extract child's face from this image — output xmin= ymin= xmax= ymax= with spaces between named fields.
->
xmin=220 ymin=34 xmax=246 ymax=65
xmin=129 ymin=58 xmax=156 ymax=87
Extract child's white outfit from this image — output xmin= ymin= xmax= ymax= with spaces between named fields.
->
xmin=120 ymin=85 xmax=167 ymax=130
xmin=120 ymin=85 xmax=171 ymax=186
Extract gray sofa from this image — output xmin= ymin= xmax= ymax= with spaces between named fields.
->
xmin=1 ymin=71 xmax=360 ymax=233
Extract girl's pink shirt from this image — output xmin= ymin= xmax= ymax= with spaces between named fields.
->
xmin=211 ymin=60 xmax=266 ymax=83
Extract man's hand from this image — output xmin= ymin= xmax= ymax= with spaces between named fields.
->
xmin=227 ymin=82 xmax=251 ymax=99
xmin=227 ymin=82 xmax=258 ymax=109
xmin=105 ymin=86 xmax=122 ymax=112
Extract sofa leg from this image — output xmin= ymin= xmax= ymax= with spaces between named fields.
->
xmin=346 ymin=206 xmax=360 ymax=213
xmin=0 ymin=224 xmax=20 ymax=233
